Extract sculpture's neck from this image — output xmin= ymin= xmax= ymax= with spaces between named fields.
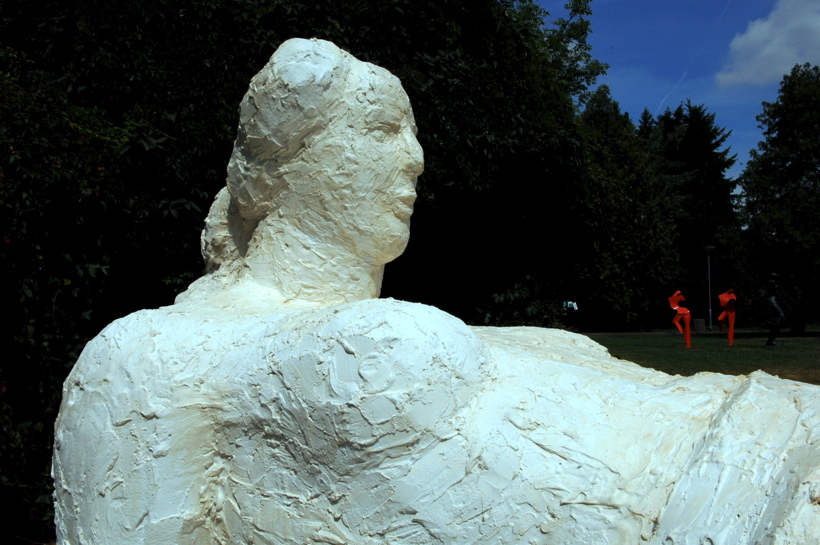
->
xmin=242 ymin=212 xmax=384 ymax=306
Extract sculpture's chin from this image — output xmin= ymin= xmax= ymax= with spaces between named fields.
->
xmin=378 ymin=219 xmax=411 ymax=264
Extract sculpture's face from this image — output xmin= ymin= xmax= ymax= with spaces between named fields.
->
xmin=309 ymin=70 xmax=424 ymax=264
xmin=352 ymin=82 xmax=424 ymax=263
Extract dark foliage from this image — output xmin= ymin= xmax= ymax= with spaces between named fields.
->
xmin=740 ymin=63 xmax=820 ymax=332
xmin=637 ymin=101 xmax=738 ymax=325
xmin=1 ymin=1 xmax=605 ymax=540
xmin=574 ymin=86 xmax=679 ymax=330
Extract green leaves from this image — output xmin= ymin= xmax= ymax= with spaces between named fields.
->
xmin=740 ymin=64 xmax=820 ymax=329
xmin=573 ymin=85 xmax=680 ymax=329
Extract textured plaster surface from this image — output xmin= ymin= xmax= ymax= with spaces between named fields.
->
xmin=53 ymin=39 xmax=820 ymax=544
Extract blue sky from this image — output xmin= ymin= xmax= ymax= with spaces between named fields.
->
xmin=540 ymin=0 xmax=820 ymax=179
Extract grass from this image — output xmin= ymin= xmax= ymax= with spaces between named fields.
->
xmin=587 ymin=329 xmax=820 ymax=386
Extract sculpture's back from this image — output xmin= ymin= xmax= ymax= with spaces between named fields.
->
xmin=54 ymin=297 xmax=489 ymax=544
xmin=54 ymin=39 xmax=820 ymax=545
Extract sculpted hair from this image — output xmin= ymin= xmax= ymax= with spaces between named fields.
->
xmin=200 ymin=39 xmax=352 ymax=272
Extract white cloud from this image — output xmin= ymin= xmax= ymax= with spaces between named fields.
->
xmin=716 ymin=0 xmax=820 ymax=87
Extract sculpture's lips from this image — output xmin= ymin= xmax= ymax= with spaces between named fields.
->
xmin=395 ymin=192 xmax=416 ymax=219
xmin=395 ymin=204 xmax=414 ymax=220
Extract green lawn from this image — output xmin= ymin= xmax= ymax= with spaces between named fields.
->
xmin=587 ymin=330 xmax=820 ymax=386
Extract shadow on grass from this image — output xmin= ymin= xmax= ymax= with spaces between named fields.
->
xmin=587 ymin=330 xmax=820 ymax=386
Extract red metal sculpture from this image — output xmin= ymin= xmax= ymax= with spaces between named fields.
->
xmin=717 ymin=288 xmax=737 ymax=346
xmin=668 ymin=290 xmax=691 ymax=348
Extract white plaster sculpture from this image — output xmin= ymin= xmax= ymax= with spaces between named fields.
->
xmin=53 ymin=38 xmax=820 ymax=545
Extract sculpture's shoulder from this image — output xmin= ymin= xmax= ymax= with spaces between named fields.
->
xmin=301 ymin=297 xmax=483 ymax=352
xmin=269 ymin=297 xmax=490 ymax=394
xmin=69 ymin=305 xmax=209 ymax=369
xmin=58 ymin=307 xmax=193 ymax=418
xmin=72 ymin=297 xmax=482 ymax=367
xmin=68 ymin=297 xmax=489 ymax=392
xmin=68 ymin=308 xmax=165 ymax=375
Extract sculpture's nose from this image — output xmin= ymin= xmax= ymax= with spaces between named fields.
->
xmin=403 ymin=131 xmax=424 ymax=179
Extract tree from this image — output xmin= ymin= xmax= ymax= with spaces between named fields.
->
xmin=573 ymin=85 xmax=679 ymax=330
xmin=639 ymin=102 xmax=737 ymax=321
xmin=0 ymin=51 xmax=142 ymax=539
xmin=658 ymin=102 xmax=736 ymax=247
xmin=1 ymin=4 xmax=286 ymax=537
xmin=741 ymin=63 xmax=820 ymax=331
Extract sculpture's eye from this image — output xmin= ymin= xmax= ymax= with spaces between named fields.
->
xmin=367 ymin=122 xmax=401 ymax=141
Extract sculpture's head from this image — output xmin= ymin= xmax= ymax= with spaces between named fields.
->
xmin=207 ymin=38 xmax=424 ymax=272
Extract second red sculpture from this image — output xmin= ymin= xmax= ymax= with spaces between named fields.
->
xmin=718 ymin=288 xmax=737 ymax=346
